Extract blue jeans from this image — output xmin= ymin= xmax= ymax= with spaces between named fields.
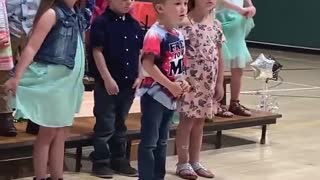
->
xmin=90 ymin=83 xmax=135 ymax=166
xmin=138 ymin=94 xmax=174 ymax=180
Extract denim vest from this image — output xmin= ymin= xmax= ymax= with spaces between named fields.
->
xmin=34 ymin=2 xmax=89 ymax=69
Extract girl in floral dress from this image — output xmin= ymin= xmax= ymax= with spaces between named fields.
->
xmin=175 ymin=0 xmax=225 ymax=179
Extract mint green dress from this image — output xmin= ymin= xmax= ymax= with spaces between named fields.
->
xmin=13 ymin=36 xmax=85 ymax=127
xmin=216 ymin=0 xmax=255 ymax=69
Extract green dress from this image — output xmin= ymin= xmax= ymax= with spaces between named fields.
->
xmin=13 ymin=36 xmax=85 ymax=127
xmin=216 ymin=0 xmax=255 ymax=69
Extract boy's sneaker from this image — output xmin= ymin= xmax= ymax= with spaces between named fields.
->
xmin=111 ymin=159 xmax=138 ymax=177
xmin=92 ymin=163 xmax=114 ymax=179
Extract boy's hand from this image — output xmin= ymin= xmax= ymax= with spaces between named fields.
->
xmin=179 ymin=80 xmax=191 ymax=93
xmin=168 ymin=82 xmax=183 ymax=98
xmin=213 ymin=84 xmax=224 ymax=102
xmin=104 ymin=78 xmax=119 ymax=95
xmin=132 ymin=77 xmax=143 ymax=90
xmin=0 ymin=36 xmax=9 ymax=49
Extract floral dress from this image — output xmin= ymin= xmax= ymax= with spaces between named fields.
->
xmin=178 ymin=20 xmax=225 ymax=119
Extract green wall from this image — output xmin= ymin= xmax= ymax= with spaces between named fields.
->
xmin=247 ymin=0 xmax=319 ymax=49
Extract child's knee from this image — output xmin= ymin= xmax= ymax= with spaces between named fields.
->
xmin=193 ymin=118 xmax=205 ymax=128
xmin=157 ymin=139 xmax=168 ymax=147
xmin=140 ymin=135 xmax=159 ymax=150
xmin=177 ymin=118 xmax=194 ymax=131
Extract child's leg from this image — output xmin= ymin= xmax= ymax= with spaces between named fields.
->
xmin=109 ymin=89 xmax=137 ymax=175
xmin=49 ymin=127 xmax=68 ymax=179
xmin=176 ymin=115 xmax=195 ymax=164
xmin=229 ymin=68 xmax=251 ymax=116
xmin=153 ymin=108 xmax=174 ymax=179
xmin=189 ymin=118 xmax=214 ymax=178
xmin=110 ymin=89 xmax=135 ymax=158
xmin=138 ymin=94 xmax=165 ymax=180
xmin=34 ymin=126 xmax=57 ymax=179
xmin=189 ymin=118 xmax=205 ymax=164
xmin=0 ymin=70 xmax=17 ymax=137
xmin=175 ymin=116 xmax=198 ymax=180
xmin=230 ymin=68 xmax=243 ymax=101
xmin=90 ymin=83 xmax=117 ymax=178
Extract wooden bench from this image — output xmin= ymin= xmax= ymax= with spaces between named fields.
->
xmin=0 ymin=74 xmax=281 ymax=175
xmin=73 ymin=111 xmax=281 ymax=171
xmin=0 ymin=110 xmax=281 ymax=173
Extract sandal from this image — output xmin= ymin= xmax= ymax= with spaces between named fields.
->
xmin=176 ymin=163 xmax=198 ymax=180
xmin=215 ymin=105 xmax=234 ymax=118
xmin=229 ymin=100 xmax=252 ymax=117
xmin=191 ymin=162 xmax=215 ymax=179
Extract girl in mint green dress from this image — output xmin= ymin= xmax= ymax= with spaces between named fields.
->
xmin=4 ymin=0 xmax=86 ymax=179
xmin=215 ymin=0 xmax=256 ymax=117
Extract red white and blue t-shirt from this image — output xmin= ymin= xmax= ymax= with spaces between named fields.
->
xmin=138 ymin=23 xmax=186 ymax=110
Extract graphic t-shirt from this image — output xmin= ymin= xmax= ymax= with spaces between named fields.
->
xmin=138 ymin=23 xmax=186 ymax=110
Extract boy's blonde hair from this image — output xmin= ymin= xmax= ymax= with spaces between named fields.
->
xmin=152 ymin=0 xmax=168 ymax=14
xmin=153 ymin=0 xmax=168 ymax=7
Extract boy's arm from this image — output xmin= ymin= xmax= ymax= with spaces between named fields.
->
xmin=138 ymin=51 xmax=143 ymax=77
xmin=90 ymin=17 xmax=119 ymax=95
xmin=92 ymin=47 xmax=119 ymax=95
xmin=92 ymin=47 xmax=112 ymax=82
xmin=142 ymin=54 xmax=173 ymax=88
xmin=132 ymin=27 xmax=144 ymax=89
xmin=142 ymin=54 xmax=182 ymax=97
xmin=132 ymin=50 xmax=143 ymax=89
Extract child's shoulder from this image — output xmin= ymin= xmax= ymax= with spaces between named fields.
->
xmin=179 ymin=17 xmax=192 ymax=27
xmin=145 ymin=23 xmax=164 ymax=37
xmin=127 ymin=14 xmax=142 ymax=29
xmin=181 ymin=17 xmax=190 ymax=25
xmin=92 ymin=12 xmax=109 ymax=24
xmin=213 ymin=19 xmax=222 ymax=28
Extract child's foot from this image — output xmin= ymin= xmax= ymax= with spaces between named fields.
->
xmin=111 ymin=159 xmax=138 ymax=177
xmin=229 ymin=100 xmax=252 ymax=116
xmin=191 ymin=162 xmax=214 ymax=179
xmin=215 ymin=105 xmax=234 ymax=118
xmin=33 ymin=178 xmax=49 ymax=180
xmin=176 ymin=163 xmax=198 ymax=180
xmin=92 ymin=163 xmax=114 ymax=179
